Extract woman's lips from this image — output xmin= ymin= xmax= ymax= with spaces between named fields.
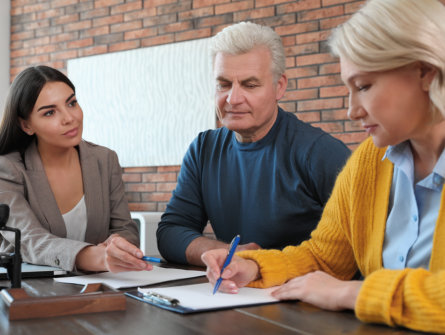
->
xmin=63 ymin=127 xmax=78 ymax=137
xmin=364 ymin=124 xmax=377 ymax=134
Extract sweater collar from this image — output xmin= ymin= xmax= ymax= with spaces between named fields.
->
xmin=232 ymin=107 xmax=283 ymax=151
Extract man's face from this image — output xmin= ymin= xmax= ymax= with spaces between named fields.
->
xmin=213 ymin=47 xmax=287 ymax=143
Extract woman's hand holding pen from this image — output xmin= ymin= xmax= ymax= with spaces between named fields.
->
xmin=76 ymin=234 xmax=153 ymax=272
xmin=202 ymin=250 xmax=362 ymax=310
xmin=201 ymin=249 xmax=260 ymax=294
xmin=99 ymin=234 xmax=153 ymax=273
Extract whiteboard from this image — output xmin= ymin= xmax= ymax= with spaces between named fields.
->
xmin=67 ymin=38 xmax=215 ymax=167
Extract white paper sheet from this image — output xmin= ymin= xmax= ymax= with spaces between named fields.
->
xmin=0 ymin=263 xmax=66 ymax=278
xmin=138 ymin=282 xmax=279 ymax=310
xmin=54 ymin=266 xmax=205 ymax=289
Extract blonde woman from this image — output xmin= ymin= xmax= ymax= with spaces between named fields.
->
xmin=202 ymin=0 xmax=445 ymax=332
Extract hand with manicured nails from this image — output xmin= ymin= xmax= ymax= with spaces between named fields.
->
xmin=201 ymin=248 xmax=259 ymax=294
xmin=76 ymin=234 xmax=153 ymax=273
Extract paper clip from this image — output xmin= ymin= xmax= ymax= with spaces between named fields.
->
xmin=142 ymin=291 xmax=180 ymax=307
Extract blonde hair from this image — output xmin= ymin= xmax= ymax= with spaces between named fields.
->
xmin=329 ymin=0 xmax=445 ymax=117
xmin=210 ymin=22 xmax=285 ymax=83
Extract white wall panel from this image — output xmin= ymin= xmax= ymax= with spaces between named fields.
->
xmin=68 ymin=38 xmax=215 ymax=167
xmin=0 ymin=1 xmax=10 ymax=116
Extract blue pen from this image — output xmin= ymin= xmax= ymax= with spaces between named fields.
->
xmin=142 ymin=256 xmax=163 ymax=263
xmin=213 ymin=235 xmax=241 ymax=295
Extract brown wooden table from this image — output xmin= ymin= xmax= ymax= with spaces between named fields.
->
xmin=0 ymin=269 xmax=424 ymax=335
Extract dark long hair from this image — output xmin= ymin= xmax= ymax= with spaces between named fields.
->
xmin=0 ymin=66 xmax=76 ymax=155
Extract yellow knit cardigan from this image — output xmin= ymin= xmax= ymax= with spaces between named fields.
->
xmin=238 ymin=137 xmax=445 ymax=333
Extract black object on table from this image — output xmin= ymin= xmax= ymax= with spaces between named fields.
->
xmin=0 ymin=204 xmax=21 ymax=288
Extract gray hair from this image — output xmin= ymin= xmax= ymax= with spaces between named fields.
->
xmin=329 ymin=0 xmax=445 ymax=117
xmin=210 ymin=22 xmax=286 ymax=82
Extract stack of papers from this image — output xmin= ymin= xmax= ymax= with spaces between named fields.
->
xmin=54 ymin=266 xmax=205 ymax=289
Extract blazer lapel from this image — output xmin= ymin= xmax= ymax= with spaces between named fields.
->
xmin=78 ymin=142 xmax=104 ymax=243
xmin=25 ymin=142 xmax=67 ymax=237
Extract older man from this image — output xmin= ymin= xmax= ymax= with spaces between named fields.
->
xmin=157 ymin=22 xmax=350 ymax=266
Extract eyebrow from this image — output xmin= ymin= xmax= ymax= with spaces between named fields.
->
xmin=216 ymin=76 xmax=230 ymax=82
xmin=37 ymin=93 xmax=76 ymax=112
xmin=241 ymin=77 xmax=261 ymax=84
xmin=215 ymin=76 xmax=261 ymax=84
xmin=344 ymin=69 xmax=375 ymax=84
xmin=344 ymin=74 xmax=360 ymax=83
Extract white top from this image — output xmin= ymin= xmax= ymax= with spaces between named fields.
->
xmin=62 ymin=195 xmax=87 ymax=242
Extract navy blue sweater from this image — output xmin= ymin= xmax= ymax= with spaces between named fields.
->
xmin=157 ymin=108 xmax=350 ymax=264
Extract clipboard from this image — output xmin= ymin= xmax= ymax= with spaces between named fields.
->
xmin=125 ymin=290 xmax=195 ymax=313
xmin=125 ymin=282 xmax=280 ymax=314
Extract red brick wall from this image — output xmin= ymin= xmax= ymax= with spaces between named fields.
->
xmin=8 ymin=0 xmax=396 ymax=211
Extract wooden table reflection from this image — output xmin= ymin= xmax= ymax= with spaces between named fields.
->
xmin=0 ymin=268 xmax=424 ymax=335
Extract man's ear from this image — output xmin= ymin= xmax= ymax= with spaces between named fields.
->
xmin=419 ymin=62 xmax=437 ymax=91
xmin=18 ymin=117 xmax=34 ymax=136
xmin=275 ymin=73 xmax=288 ymax=100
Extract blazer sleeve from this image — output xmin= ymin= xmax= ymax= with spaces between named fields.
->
xmin=106 ymin=150 xmax=139 ymax=246
xmin=0 ymin=155 xmax=89 ymax=271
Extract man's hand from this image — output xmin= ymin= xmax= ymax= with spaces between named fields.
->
xmin=271 ymin=271 xmax=362 ymax=311
xmin=236 ymin=242 xmax=261 ymax=252
xmin=186 ymin=237 xmax=262 ymax=266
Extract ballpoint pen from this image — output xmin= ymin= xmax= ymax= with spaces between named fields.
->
xmin=142 ymin=256 xmax=163 ymax=263
xmin=213 ymin=234 xmax=241 ymax=295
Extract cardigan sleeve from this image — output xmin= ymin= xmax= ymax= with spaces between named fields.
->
xmin=356 ymin=268 xmax=445 ymax=333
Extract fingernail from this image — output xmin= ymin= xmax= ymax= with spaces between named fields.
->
xmin=230 ymin=286 xmax=238 ymax=294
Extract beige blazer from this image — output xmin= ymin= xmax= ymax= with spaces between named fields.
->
xmin=0 ymin=141 xmax=139 ymax=271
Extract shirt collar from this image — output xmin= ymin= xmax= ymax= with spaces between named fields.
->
xmin=383 ymin=141 xmax=445 ymax=186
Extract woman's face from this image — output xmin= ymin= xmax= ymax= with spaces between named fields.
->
xmin=20 ymin=81 xmax=83 ymax=151
xmin=340 ymin=57 xmax=434 ymax=148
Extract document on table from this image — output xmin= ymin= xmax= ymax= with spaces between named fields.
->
xmin=0 ymin=263 xmax=66 ymax=279
xmin=54 ymin=266 xmax=205 ymax=289
xmin=127 ymin=282 xmax=280 ymax=313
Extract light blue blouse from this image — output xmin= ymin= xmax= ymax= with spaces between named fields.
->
xmin=382 ymin=141 xmax=445 ymax=270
